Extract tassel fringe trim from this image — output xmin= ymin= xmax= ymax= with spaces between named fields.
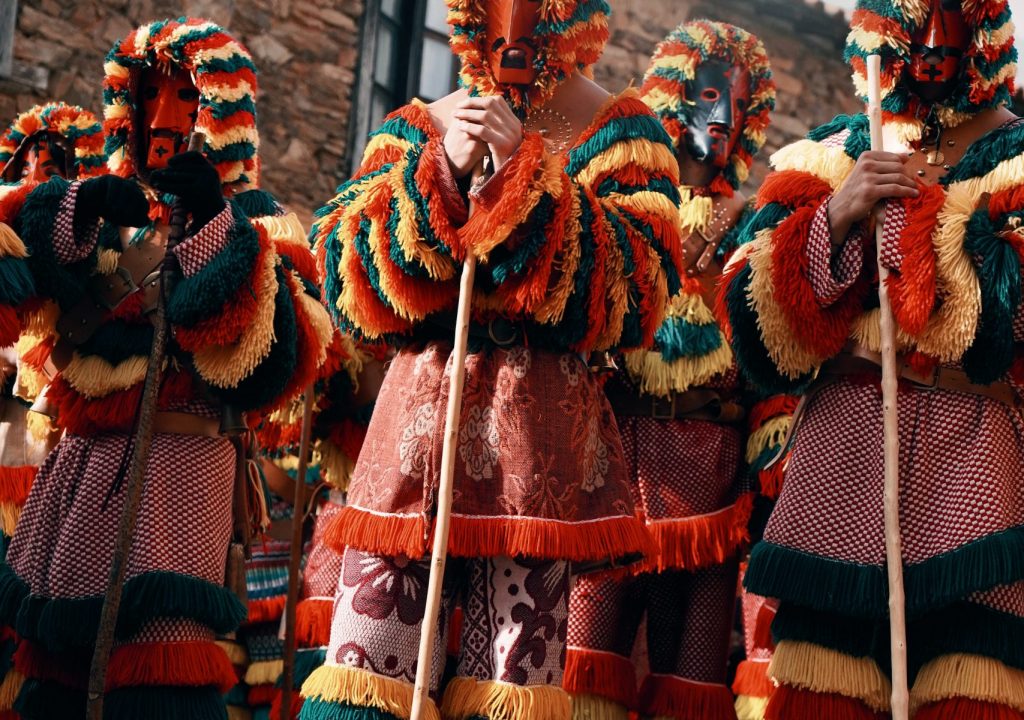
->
xmin=563 ymin=647 xmax=638 ymax=708
xmin=769 ymin=640 xmax=890 ymax=712
xmin=301 ymin=663 xmax=438 ymax=720
xmin=644 ymin=493 xmax=753 ymax=572
xmin=570 ymin=692 xmax=630 ymax=720
xmin=637 ymin=674 xmax=737 ymax=720
xmin=441 ymin=676 xmax=571 ymax=720
xmin=910 ymin=654 xmax=1024 ymax=714
xmin=735 ymin=694 xmax=769 ymax=720
xmin=732 ymin=658 xmax=774 ymax=699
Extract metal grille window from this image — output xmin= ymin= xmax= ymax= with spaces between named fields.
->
xmin=349 ymin=0 xmax=459 ymax=170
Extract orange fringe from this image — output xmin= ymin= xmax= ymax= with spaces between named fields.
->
xmin=758 ymin=462 xmax=786 ymax=501
xmin=0 ymin=466 xmax=34 ymax=506
xmin=0 ymin=306 xmax=19 ymax=348
xmin=247 ymin=596 xmax=287 ymax=625
xmin=886 ymin=186 xmax=943 ymax=337
xmin=765 ymin=684 xmax=887 ymax=720
xmin=326 ymin=506 xmax=656 ymax=564
xmin=248 ymin=683 xmax=278 ymax=706
xmin=13 ymin=640 xmax=87 ymax=689
xmin=563 ymin=648 xmax=638 ymax=709
xmin=914 ymin=698 xmax=1024 ymax=720
xmin=106 ymin=641 xmax=238 ymax=693
xmin=295 ymin=598 xmax=333 ymax=649
xmin=732 ymin=659 xmax=774 ymax=698
xmin=270 ymin=689 xmax=304 ymax=720
xmin=637 ymin=674 xmax=736 ymax=720
xmin=644 ymin=493 xmax=753 ymax=572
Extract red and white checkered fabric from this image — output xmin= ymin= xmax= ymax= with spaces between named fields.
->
xmin=808 ymin=201 xmax=865 ymax=307
xmin=174 ymin=204 xmax=234 ymax=278
xmin=53 ymin=180 xmax=99 ymax=265
xmin=301 ymin=499 xmax=345 ymax=601
xmin=878 ymin=201 xmax=907 ymax=271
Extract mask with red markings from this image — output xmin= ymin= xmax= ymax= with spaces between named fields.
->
xmin=3 ymin=133 xmax=68 ymax=184
xmin=486 ymin=0 xmax=542 ymax=85
xmin=906 ymin=0 xmax=970 ymax=103
xmin=138 ymin=65 xmax=199 ymax=171
xmin=683 ymin=58 xmax=751 ymax=169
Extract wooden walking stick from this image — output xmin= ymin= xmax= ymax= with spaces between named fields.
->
xmin=409 ymin=159 xmax=486 ymax=720
xmin=866 ymin=54 xmax=909 ymax=720
xmin=280 ymin=387 xmax=316 ymax=720
xmin=86 ymin=131 xmax=207 ymax=720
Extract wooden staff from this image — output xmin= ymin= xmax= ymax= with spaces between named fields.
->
xmin=409 ymin=160 xmax=485 ymax=720
xmin=280 ymin=387 xmax=316 ymax=720
xmin=866 ymin=54 xmax=909 ymax=720
xmin=86 ymin=131 xmax=207 ymax=720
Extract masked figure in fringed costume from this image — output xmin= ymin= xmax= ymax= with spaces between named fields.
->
xmin=0 ymin=17 xmax=333 ymax=719
xmin=301 ymin=0 xmax=683 ymax=718
xmin=562 ymin=21 xmax=790 ymax=720
xmin=0 ymin=101 xmax=106 ymax=720
xmin=721 ymin=0 xmax=1024 ymax=717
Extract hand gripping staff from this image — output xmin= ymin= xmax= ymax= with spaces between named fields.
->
xmin=409 ymin=158 xmax=488 ymax=720
xmin=87 ymin=131 xmax=207 ymax=720
xmin=866 ymin=54 xmax=909 ymax=720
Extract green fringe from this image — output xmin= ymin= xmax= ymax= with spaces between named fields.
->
xmin=749 ymin=527 xmax=1024 ymax=619
xmin=234 ymin=190 xmax=281 ymax=220
xmin=105 ymin=685 xmax=229 ymax=720
xmin=0 ymin=257 xmax=35 ymax=306
xmin=14 ymin=678 xmax=86 ymax=719
xmin=298 ymin=698 xmax=403 ymax=720
xmin=16 ymin=570 xmax=245 ymax=654
xmin=653 ymin=314 xmax=722 ymax=362
xmin=276 ymin=648 xmax=327 ymax=689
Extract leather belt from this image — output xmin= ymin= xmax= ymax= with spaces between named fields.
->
xmin=152 ymin=411 xmax=222 ymax=438
xmin=824 ymin=345 xmax=1019 ymax=408
xmin=606 ymin=382 xmax=745 ymax=423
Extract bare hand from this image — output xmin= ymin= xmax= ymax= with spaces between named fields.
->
xmin=451 ymin=96 xmax=523 ymax=171
xmin=443 ymin=121 xmax=487 ymax=179
xmin=828 ymin=151 xmax=919 ymax=243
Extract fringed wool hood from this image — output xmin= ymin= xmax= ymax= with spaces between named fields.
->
xmin=0 ymin=102 xmax=106 ymax=182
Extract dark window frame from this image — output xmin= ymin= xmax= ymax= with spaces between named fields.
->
xmin=0 ymin=1 xmax=17 ymax=78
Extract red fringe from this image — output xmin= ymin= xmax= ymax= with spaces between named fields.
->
xmin=765 ymin=684 xmax=887 ymax=720
xmin=731 ymin=659 xmax=774 ymax=698
xmin=748 ymin=395 xmax=799 ymax=431
xmin=106 ymin=640 xmax=238 ymax=693
xmin=248 ymin=683 xmax=278 ymax=706
xmin=637 ymin=674 xmax=736 ymax=720
xmin=0 ymin=306 xmax=19 ymax=347
xmin=563 ymin=648 xmax=638 ymax=709
xmin=644 ymin=493 xmax=753 ymax=572
xmin=914 ymin=698 xmax=1023 ymax=720
xmin=752 ymin=602 xmax=777 ymax=652
xmin=0 ymin=710 xmax=18 ymax=720
xmin=247 ymin=596 xmax=287 ymax=625
xmin=13 ymin=639 xmax=87 ymax=689
xmin=756 ymin=171 xmax=831 ymax=211
xmin=270 ymin=689 xmax=304 ymax=720
xmin=0 ymin=466 xmax=35 ymax=506
xmin=759 ymin=462 xmax=786 ymax=501
xmin=887 ymin=186 xmax=943 ymax=336
xmin=325 ymin=505 xmax=656 ymax=564
xmin=295 ymin=598 xmax=333 ymax=649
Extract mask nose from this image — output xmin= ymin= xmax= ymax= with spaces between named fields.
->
xmin=707 ymin=93 xmax=734 ymax=131
xmin=149 ymin=90 xmax=184 ymax=131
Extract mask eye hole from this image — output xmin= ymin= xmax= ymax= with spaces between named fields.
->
xmin=178 ymin=88 xmax=200 ymax=102
xmin=701 ymin=88 xmax=720 ymax=102
xmin=143 ymin=86 xmax=159 ymax=101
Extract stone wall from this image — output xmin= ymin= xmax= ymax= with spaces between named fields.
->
xmin=595 ymin=0 xmax=861 ymax=191
xmin=0 ymin=0 xmax=364 ymax=225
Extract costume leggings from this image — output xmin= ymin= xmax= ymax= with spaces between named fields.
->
xmin=564 ymin=556 xmax=739 ymax=720
xmin=299 ymin=548 xmax=571 ymax=720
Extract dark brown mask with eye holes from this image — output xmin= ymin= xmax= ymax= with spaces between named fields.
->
xmin=682 ymin=58 xmax=751 ymax=170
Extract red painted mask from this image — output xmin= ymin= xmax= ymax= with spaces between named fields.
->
xmin=486 ymin=0 xmax=542 ymax=85
xmin=907 ymin=0 xmax=970 ymax=102
xmin=4 ymin=133 xmax=67 ymax=184
xmin=139 ymin=65 xmax=199 ymax=170
xmin=683 ymin=59 xmax=751 ymax=169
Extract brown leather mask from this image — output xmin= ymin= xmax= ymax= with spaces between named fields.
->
xmin=139 ymin=65 xmax=199 ymax=171
xmin=906 ymin=0 xmax=970 ymax=103
xmin=683 ymin=59 xmax=750 ymax=170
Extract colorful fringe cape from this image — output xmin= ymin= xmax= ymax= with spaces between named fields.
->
xmin=845 ymin=0 xmax=1017 ymax=143
xmin=312 ymin=89 xmax=682 ymax=352
xmin=446 ymin=0 xmax=610 ymax=115
xmin=638 ymin=19 xmax=775 ymax=197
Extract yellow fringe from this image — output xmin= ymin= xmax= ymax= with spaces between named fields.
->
xmin=442 ymin=676 xmax=571 ymax=720
xmin=576 ymin=139 xmax=677 ymax=187
xmin=770 ymin=139 xmax=854 ymax=192
xmin=570 ymin=693 xmax=630 ymax=720
xmin=534 ymin=190 xmax=582 ymax=326
xmin=745 ymin=415 xmax=791 ymax=464
xmin=0 ymin=502 xmax=21 ymax=537
xmin=227 ymin=706 xmax=253 ymax=720
xmin=0 ymin=222 xmax=26 ymax=258
xmin=192 ymin=242 xmax=278 ymax=388
xmin=253 ymin=212 xmax=306 ymax=249
xmin=26 ymin=411 xmax=54 ymax=444
xmin=301 ymin=664 xmax=438 ymax=720
xmin=909 ymin=654 xmax=1024 ymax=715
xmin=97 ymin=248 xmax=120 ymax=276
xmin=243 ymin=658 xmax=283 ymax=686
xmin=297 ymin=289 xmax=333 ymax=369
xmin=61 ymin=353 xmax=148 ymax=398
xmin=314 ymin=440 xmax=356 ymax=491
xmin=623 ymin=342 xmax=732 ymax=396
xmin=734 ymin=694 xmax=769 ymax=720
xmin=0 ymin=668 xmax=24 ymax=710
xmin=216 ymin=639 xmax=249 ymax=666
xmin=769 ymin=640 xmax=891 ymax=712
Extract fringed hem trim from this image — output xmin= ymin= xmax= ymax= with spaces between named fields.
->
xmin=0 ymin=504 xmax=20 ymax=540
xmin=441 ymin=676 xmax=571 ymax=720
xmin=296 ymin=597 xmax=333 ymax=649
xmin=637 ymin=674 xmax=736 ymax=720
xmin=910 ymin=654 xmax=1024 ymax=714
xmin=0 ymin=467 xmax=33 ymax=507
xmin=300 ymin=663 xmax=436 ymax=720
xmin=734 ymin=694 xmax=769 ymax=720
xmin=217 ymin=639 xmax=249 ymax=667
xmin=270 ymin=688 xmax=304 ymax=720
xmin=248 ymin=683 xmax=277 ymax=706
xmin=764 ymin=684 xmax=887 ymax=720
xmin=12 ymin=639 xmax=85 ymax=688
xmin=769 ymin=640 xmax=890 ymax=711
xmin=731 ymin=658 xmax=774 ymax=698
xmin=570 ymin=693 xmax=630 ymax=720
xmin=244 ymin=658 xmax=284 ymax=686
xmin=327 ymin=506 xmax=655 ymax=563
xmin=913 ymin=697 xmax=1024 ymax=720
xmin=103 ymin=684 xmax=233 ymax=720
xmin=644 ymin=493 xmax=753 ymax=572
xmin=563 ymin=647 xmax=638 ymax=708
xmin=107 ymin=640 xmax=239 ymax=693
xmin=0 ymin=669 xmax=22 ymax=711
xmin=247 ymin=595 xmax=287 ymax=625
